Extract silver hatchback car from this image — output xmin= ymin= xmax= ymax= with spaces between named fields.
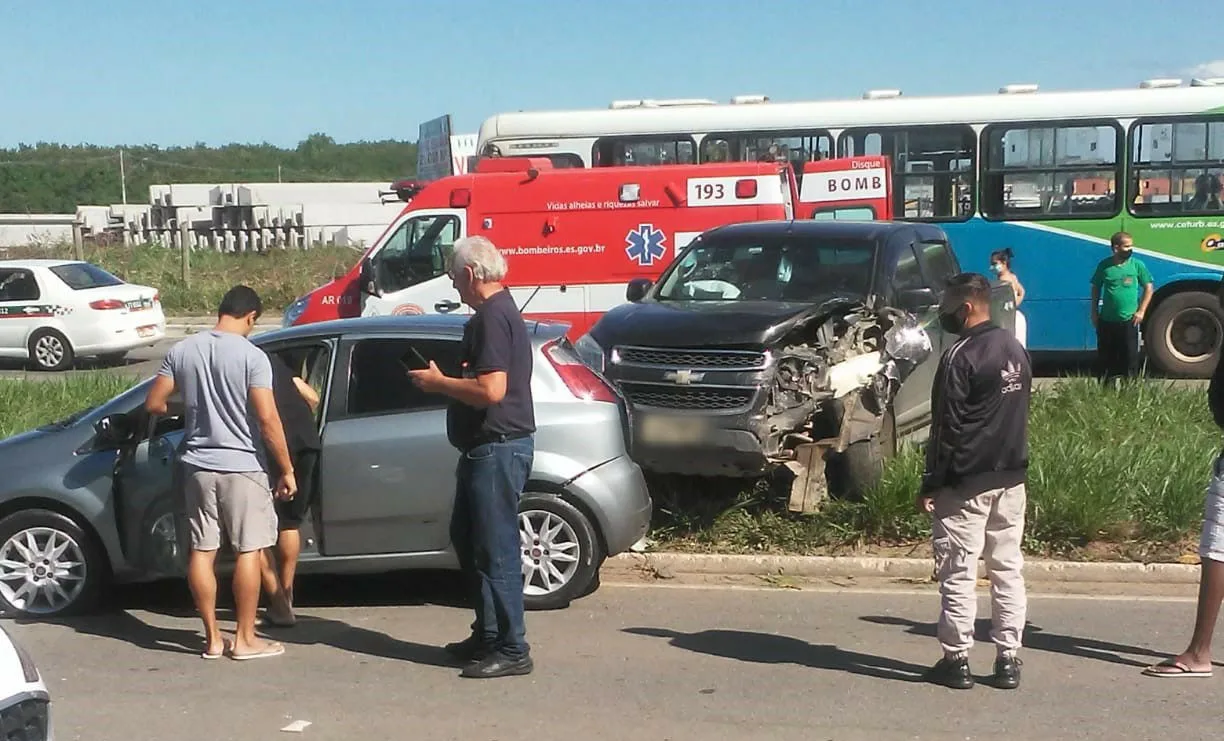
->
xmin=0 ymin=315 xmax=652 ymax=618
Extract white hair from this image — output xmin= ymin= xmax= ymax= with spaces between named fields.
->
xmin=449 ymin=235 xmax=508 ymax=282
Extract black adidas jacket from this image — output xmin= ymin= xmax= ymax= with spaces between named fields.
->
xmin=921 ymin=321 xmax=1031 ymax=499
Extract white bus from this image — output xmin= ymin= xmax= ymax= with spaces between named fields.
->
xmin=475 ymin=80 xmax=1224 ymax=377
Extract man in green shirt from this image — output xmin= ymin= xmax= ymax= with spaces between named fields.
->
xmin=1090 ymin=231 xmax=1154 ymax=382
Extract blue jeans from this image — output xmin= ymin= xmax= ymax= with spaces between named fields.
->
xmin=451 ymin=436 xmax=534 ymax=659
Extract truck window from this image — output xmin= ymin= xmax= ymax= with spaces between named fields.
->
xmin=892 ymin=244 xmax=924 ymax=292
xmin=655 ymin=237 xmax=875 ymax=302
xmin=373 ymin=214 xmax=460 ymax=294
xmin=916 ymin=240 xmax=958 ymax=289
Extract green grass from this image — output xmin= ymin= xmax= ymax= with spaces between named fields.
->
xmin=651 ymin=378 xmax=1219 ymax=559
xmin=0 ymin=375 xmax=140 ymax=439
xmin=0 ymin=243 xmax=357 ymax=315
xmin=0 ymin=373 xmax=1215 ymax=559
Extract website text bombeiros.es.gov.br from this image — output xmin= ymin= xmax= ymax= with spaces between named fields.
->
xmin=499 ymin=244 xmax=608 ymax=257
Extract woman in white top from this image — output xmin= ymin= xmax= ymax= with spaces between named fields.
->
xmin=991 ymin=248 xmax=1027 ymax=348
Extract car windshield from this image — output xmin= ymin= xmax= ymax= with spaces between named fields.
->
xmin=50 ymin=263 xmax=125 ymax=290
xmin=654 ymin=235 xmax=876 ymax=302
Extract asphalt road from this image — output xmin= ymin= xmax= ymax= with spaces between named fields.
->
xmin=7 ymin=574 xmax=1220 ymax=741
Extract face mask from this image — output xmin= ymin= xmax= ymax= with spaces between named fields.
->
xmin=990 ymin=263 xmax=1004 ymax=275
xmin=938 ymin=304 xmax=969 ymax=335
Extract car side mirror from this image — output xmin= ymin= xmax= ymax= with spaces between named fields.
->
xmin=896 ymin=287 xmax=937 ymax=312
xmin=94 ymin=412 xmax=139 ymax=449
xmin=626 ymin=278 xmax=652 ymax=303
xmin=359 ymin=257 xmax=381 ymax=297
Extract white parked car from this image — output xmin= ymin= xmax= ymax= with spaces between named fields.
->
xmin=0 ymin=625 xmax=52 ymax=739
xmin=0 ymin=260 xmax=165 ymax=371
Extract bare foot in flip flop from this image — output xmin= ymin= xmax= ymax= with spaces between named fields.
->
xmin=1142 ymin=657 xmax=1213 ymax=678
xmin=231 ymin=639 xmax=285 ymax=661
xmin=201 ymin=637 xmax=232 ymax=660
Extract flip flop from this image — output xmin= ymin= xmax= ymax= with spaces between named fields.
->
xmin=230 ymin=641 xmax=285 ymax=661
xmin=1142 ymin=659 xmax=1212 ymax=678
xmin=201 ymin=638 xmax=232 ymax=660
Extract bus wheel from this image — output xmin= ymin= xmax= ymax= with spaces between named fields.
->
xmin=1146 ymin=290 xmax=1224 ymax=378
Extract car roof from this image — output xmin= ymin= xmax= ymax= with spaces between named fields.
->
xmin=0 ymin=259 xmax=87 ymax=270
xmin=255 ymin=313 xmax=571 ymax=345
xmin=701 ymin=219 xmax=933 ymax=242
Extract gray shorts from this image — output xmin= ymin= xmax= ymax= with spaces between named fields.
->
xmin=182 ymin=463 xmax=277 ymax=553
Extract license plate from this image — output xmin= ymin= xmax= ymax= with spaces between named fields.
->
xmin=638 ymin=414 xmax=708 ymax=445
xmin=137 ymin=325 xmax=156 ymax=338
xmin=127 ymin=298 xmax=152 ymax=311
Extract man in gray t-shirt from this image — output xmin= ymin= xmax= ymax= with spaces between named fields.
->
xmin=145 ymin=286 xmax=296 ymax=661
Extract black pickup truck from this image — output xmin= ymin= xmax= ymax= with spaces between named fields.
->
xmin=573 ymin=220 xmax=1015 ymax=505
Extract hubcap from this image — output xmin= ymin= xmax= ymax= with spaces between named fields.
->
xmin=34 ymin=336 xmax=64 ymax=368
xmin=519 ymin=510 xmax=580 ymax=596
xmin=0 ymin=527 xmax=87 ymax=614
xmin=1166 ymin=307 xmax=1223 ymax=364
xmin=148 ymin=512 xmax=180 ymax=573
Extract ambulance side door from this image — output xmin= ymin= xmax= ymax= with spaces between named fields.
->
xmin=362 ymin=209 xmax=469 ymax=317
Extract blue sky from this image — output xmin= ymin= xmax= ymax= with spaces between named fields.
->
xmin=2 ymin=0 xmax=1221 ymax=148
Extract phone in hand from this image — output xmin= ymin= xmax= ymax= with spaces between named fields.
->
xmin=399 ymin=346 xmax=431 ymax=372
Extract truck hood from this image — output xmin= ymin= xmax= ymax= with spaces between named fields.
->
xmin=589 ymin=295 xmax=864 ymax=349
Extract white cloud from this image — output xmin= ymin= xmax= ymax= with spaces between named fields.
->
xmin=1185 ymin=60 xmax=1224 ymax=79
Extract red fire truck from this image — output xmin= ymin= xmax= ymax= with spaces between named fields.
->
xmin=282 ymin=156 xmax=892 ymax=336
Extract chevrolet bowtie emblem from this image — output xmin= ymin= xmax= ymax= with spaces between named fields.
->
xmin=664 ymin=369 xmax=705 ymax=385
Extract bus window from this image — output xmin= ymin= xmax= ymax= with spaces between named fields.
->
xmin=701 ymin=131 xmax=833 ymax=167
xmin=839 ymin=126 xmax=975 ymax=222
xmin=592 ymin=137 xmax=696 ymax=166
xmin=980 ymin=122 xmax=1120 ymax=220
xmin=1129 ymin=118 xmax=1224 ymax=216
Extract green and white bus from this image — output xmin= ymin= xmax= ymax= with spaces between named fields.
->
xmin=476 ymin=79 xmax=1224 ymax=376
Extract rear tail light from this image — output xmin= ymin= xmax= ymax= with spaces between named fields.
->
xmin=89 ymin=299 xmax=125 ymax=310
xmin=543 ymin=338 xmax=618 ymax=403
xmin=152 ymin=292 xmax=160 ymax=304
xmin=735 ymin=179 xmax=758 ymax=198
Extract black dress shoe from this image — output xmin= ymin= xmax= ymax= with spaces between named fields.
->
xmin=924 ymin=656 xmax=974 ymax=689
xmin=444 ymin=635 xmax=490 ymax=664
xmin=992 ymin=655 xmax=1022 ymax=689
xmin=460 ymin=652 xmax=534 ymax=679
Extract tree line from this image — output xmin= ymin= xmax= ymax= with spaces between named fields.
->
xmin=0 ymin=133 xmax=419 ymax=213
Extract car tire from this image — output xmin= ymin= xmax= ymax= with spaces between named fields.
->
xmin=27 ymin=329 xmax=74 ymax=372
xmin=835 ymin=407 xmax=897 ymax=500
xmin=1144 ymin=290 xmax=1224 ymax=378
xmin=518 ymin=492 xmax=604 ymax=611
xmin=0 ymin=509 xmax=107 ymax=618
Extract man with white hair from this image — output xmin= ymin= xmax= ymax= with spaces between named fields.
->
xmin=408 ymin=235 xmax=536 ymax=679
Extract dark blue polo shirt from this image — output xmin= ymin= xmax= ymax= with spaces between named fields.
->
xmin=446 ymin=289 xmax=536 ymax=450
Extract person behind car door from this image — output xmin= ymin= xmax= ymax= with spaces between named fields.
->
xmin=920 ymin=272 xmax=1032 ymax=691
xmin=407 ymin=235 xmax=536 ymax=679
xmin=1090 ymin=231 xmax=1153 ymax=384
xmin=259 ymin=351 xmax=321 ymax=628
xmin=990 ymin=248 xmax=1026 ymax=349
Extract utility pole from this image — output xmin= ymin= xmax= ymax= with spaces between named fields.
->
xmin=278 ymin=164 xmax=282 ymax=183
xmin=119 ymin=148 xmax=127 ymax=204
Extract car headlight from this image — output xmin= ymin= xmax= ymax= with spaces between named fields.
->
xmin=282 ymin=296 xmax=309 ymax=328
xmin=573 ymin=333 xmax=606 ymax=373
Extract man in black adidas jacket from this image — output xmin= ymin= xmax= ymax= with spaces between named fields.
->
xmin=919 ymin=272 xmax=1031 ymax=691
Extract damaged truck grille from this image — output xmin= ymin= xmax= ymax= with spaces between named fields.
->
xmin=614 ymin=346 xmax=767 ymax=371
xmin=620 ymin=383 xmax=755 ymax=411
